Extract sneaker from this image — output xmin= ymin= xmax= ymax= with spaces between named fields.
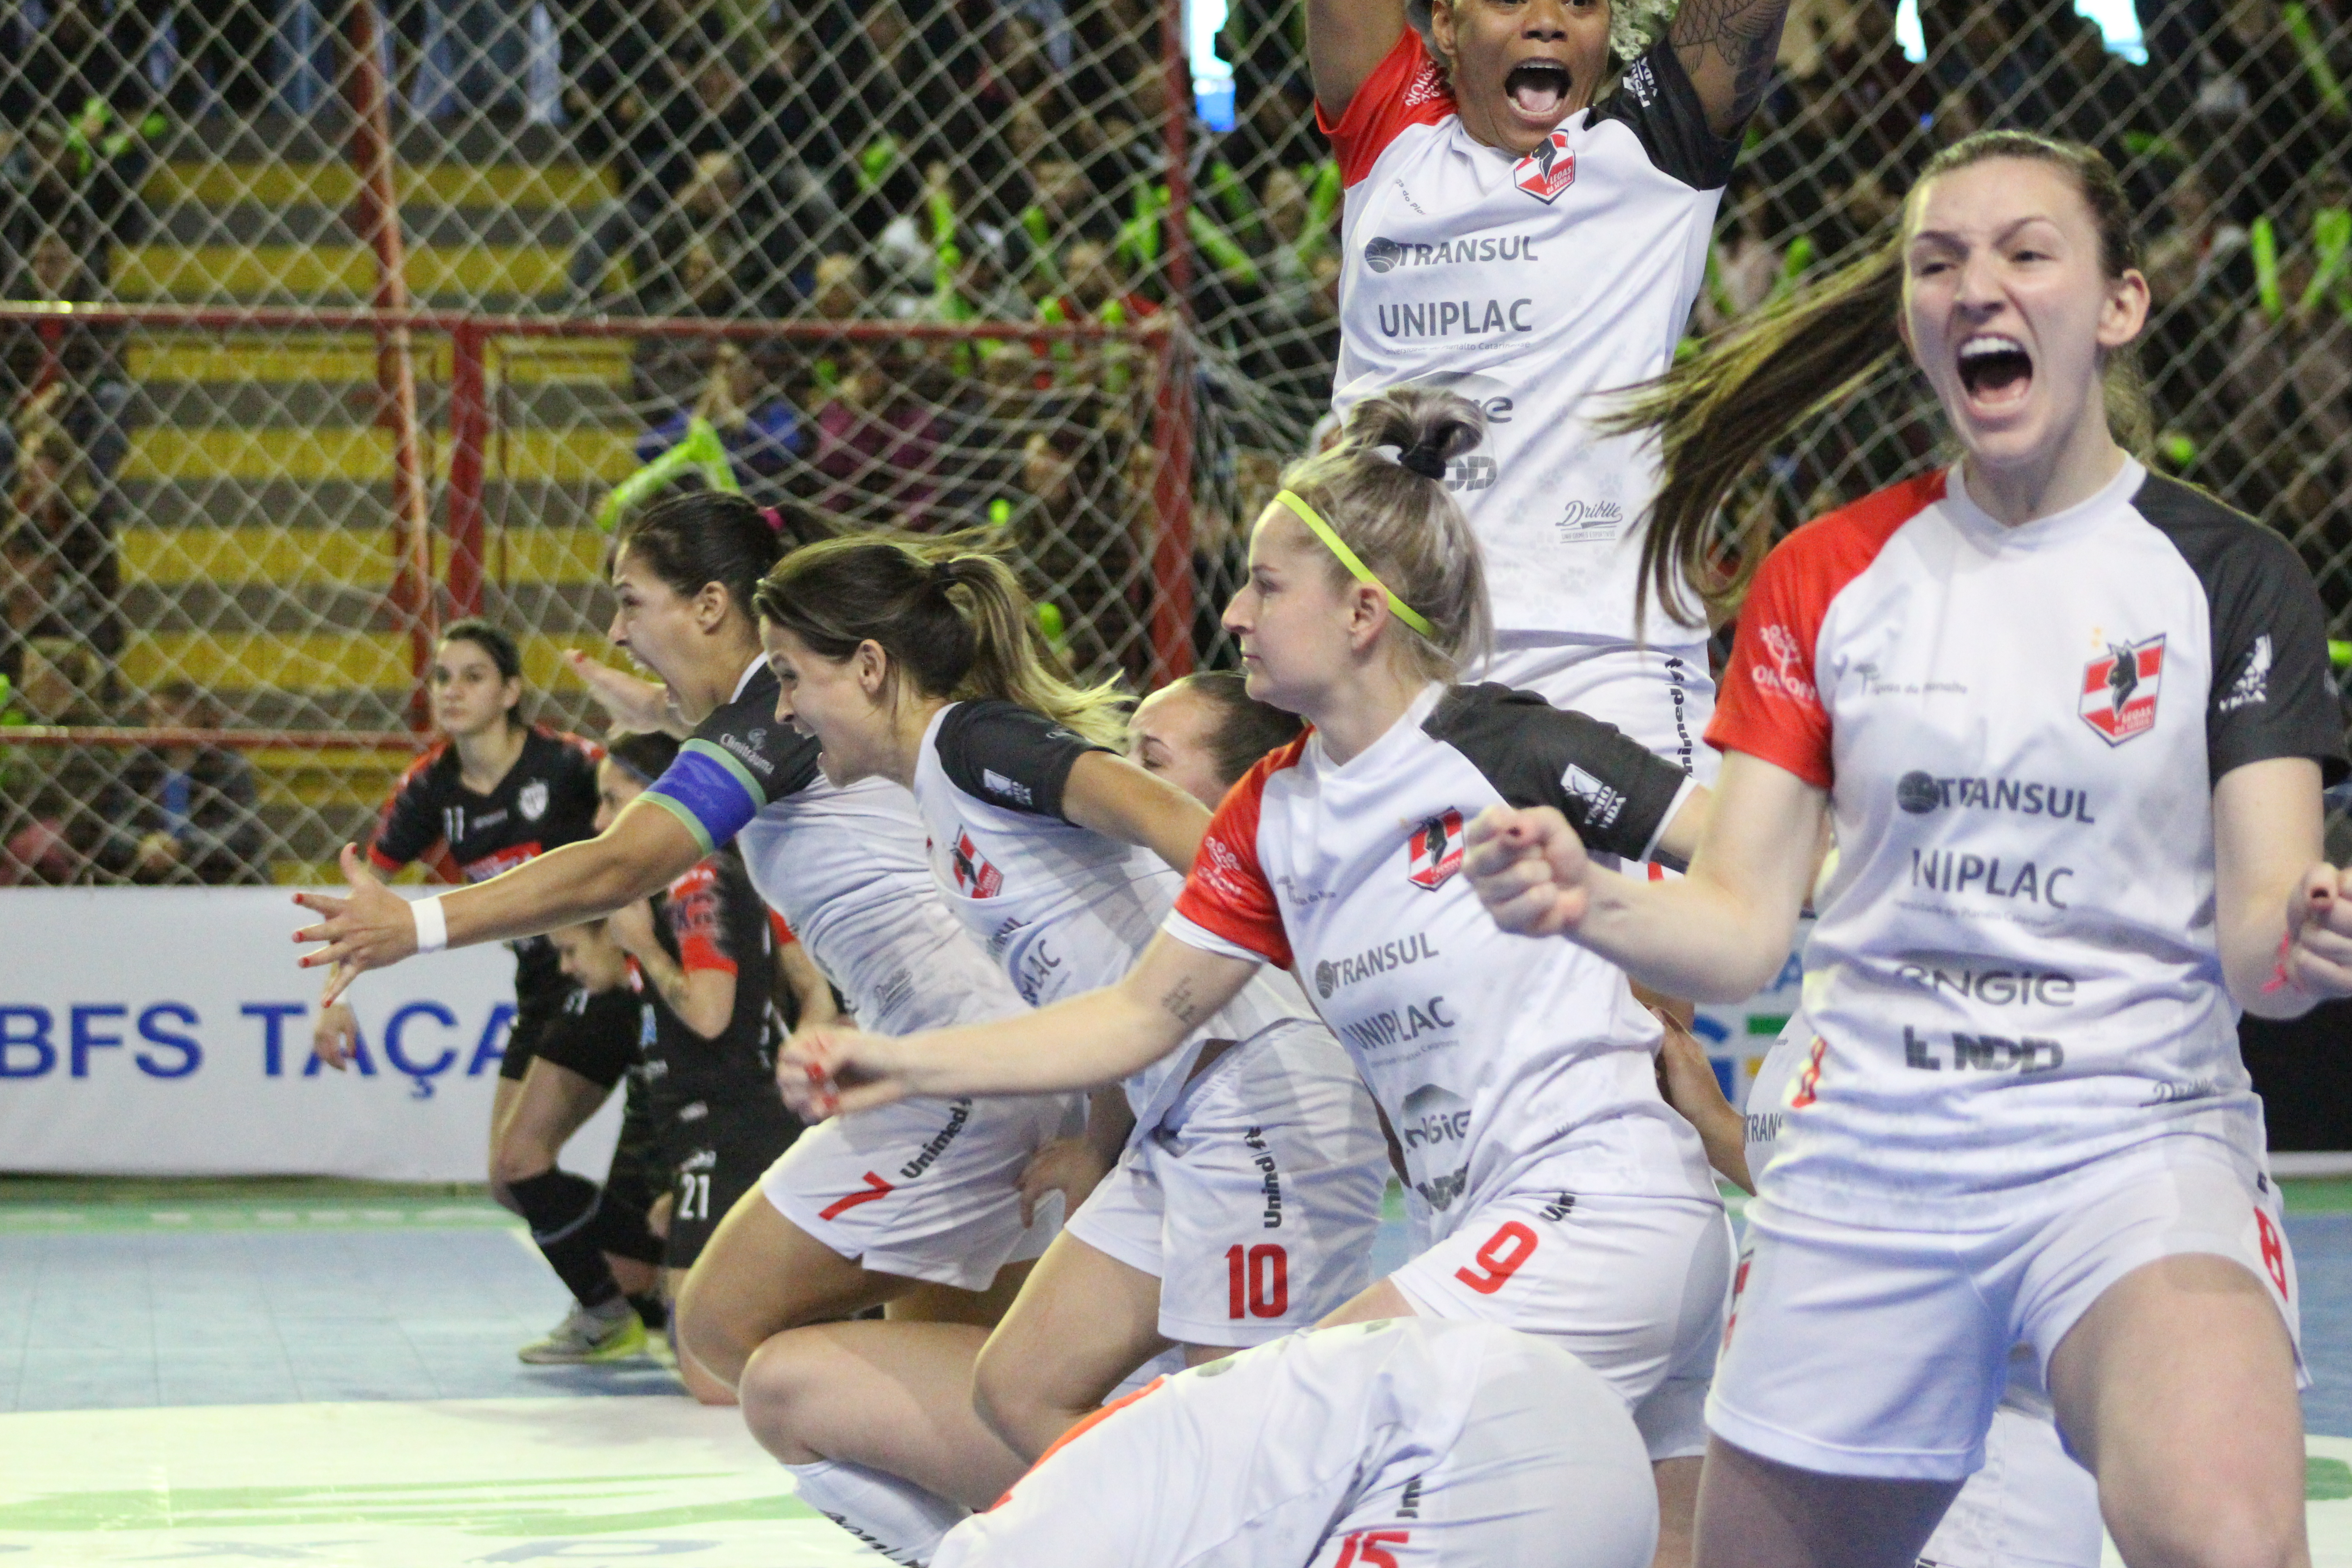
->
xmin=517 ymin=1302 xmax=646 ymax=1365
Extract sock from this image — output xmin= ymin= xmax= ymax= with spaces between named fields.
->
xmin=628 ymin=1290 xmax=670 ymax=1332
xmin=508 ymin=1169 xmax=626 ymax=1310
xmin=785 ymin=1460 xmax=967 ymax=1567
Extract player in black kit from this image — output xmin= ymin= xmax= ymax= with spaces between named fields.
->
xmin=312 ymin=621 xmax=602 ymax=1207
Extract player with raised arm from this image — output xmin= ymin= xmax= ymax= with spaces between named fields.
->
xmin=935 ymin=1318 xmax=1660 ymax=1568
xmin=291 ymin=494 xmax=1069 ymax=1563
xmin=1461 ymin=130 xmax=2350 ymax=1568
xmin=1310 ymin=0 xmax=1792 ymax=768
xmin=778 ymin=388 xmax=1734 ymax=1564
xmin=311 ymin=621 xmax=603 ymax=1208
xmin=748 ymin=535 xmax=1385 ymax=1494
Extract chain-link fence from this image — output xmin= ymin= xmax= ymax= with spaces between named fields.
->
xmin=3 ymin=0 xmax=2349 ymax=886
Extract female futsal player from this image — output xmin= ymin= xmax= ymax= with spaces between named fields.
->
xmin=1127 ymin=672 xmax=1306 ymax=810
xmin=495 ymin=733 xmax=683 ymax=1367
xmin=936 ymin=1318 xmax=1659 ymax=1568
xmin=750 ymin=536 xmax=1385 ymax=1477
xmin=313 ymin=621 xmax=602 ymax=1204
xmin=778 ymin=388 xmax=1733 ymax=1559
xmin=1460 ymin=130 xmax=2351 ymax=1568
xmin=1309 ymin=0 xmax=1793 ymax=767
xmin=291 ymin=494 xmax=1069 ymax=1561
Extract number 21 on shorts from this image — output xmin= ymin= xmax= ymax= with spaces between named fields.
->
xmin=1226 ymin=1243 xmax=1289 ymax=1319
xmin=676 ymin=1171 xmax=711 ymax=1224
xmin=1454 ymin=1220 xmax=1537 ymax=1296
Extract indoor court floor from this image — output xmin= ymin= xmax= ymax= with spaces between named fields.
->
xmin=6 ymin=1180 xmax=2352 ymax=1567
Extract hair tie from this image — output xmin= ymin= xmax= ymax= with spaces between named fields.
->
xmin=1397 ymin=444 xmax=1448 ymax=481
xmin=931 ymin=559 xmax=959 ymax=588
xmin=1275 ymin=490 xmax=1437 ymax=641
xmin=757 ymin=505 xmax=785 ymax=533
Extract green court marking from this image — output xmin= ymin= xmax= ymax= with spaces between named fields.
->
xmin=2310 ymin=1457 xmax=2352 ymax=1501
xmin=0 ymin=1176 xmax=517 ymax=1232
xmin=2283 ymin=1177 xmax=2352 ymax=1214
xmin=0 ymin=1476 xmax=816 ymax=1535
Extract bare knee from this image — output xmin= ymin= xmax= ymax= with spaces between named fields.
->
xmin=738 ymin=1332 xmax=839 ymax=1465
xmin=675 ymin=1273 xmax=752 ymax=1392
xmin=2107 ymin=1484 xmax=2306 ymax=1568
xmin=970 ymin=1338 xmax=1052 ymax=1457
xmin=489 ymin=1137 xmax=556 ymax=1193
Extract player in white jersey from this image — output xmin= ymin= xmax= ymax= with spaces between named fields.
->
xmin=1308 ymin=0 xmax=1794 ymax=773
xmin=936 ymin=1318 xmax=1659 ymax=1568
xmin=291 ymin=493 xmax=1071 ymax=1558
xmin=1460 ymin=131 xmax=2352 ymax=1568
xmin=752 ymin=539 xmax=1387 ymax=1472
xmin=776 ymin=388 xmax=1735 ymax=1561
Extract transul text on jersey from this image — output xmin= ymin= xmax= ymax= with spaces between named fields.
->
xmin=1362 ymin=235 xmax=1541 ymax=271
xmin=1375 ymin=299 xmax=1534 ymax=338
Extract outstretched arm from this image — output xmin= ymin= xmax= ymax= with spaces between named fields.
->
xmin=1669 ymin=0 xmax=1789 ymax=138
xmin=1307 ymin=0 xmax=1410 ymax=122
xmin=293 ymin=798 xmax=706 ymax=1003
xmin=1464 ymin=749 xmax=1821 ymax=1001
xmin=777 ymin=934 xmax=1260 ymax=1117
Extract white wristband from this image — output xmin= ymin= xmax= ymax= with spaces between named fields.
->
xmin=411 ymin=894 xmax=449 ymax=955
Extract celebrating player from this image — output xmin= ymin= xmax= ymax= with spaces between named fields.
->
xmin=778 ymin=387 xmax=1734 ymax=1556
xmin=747 ymin=534 xmax=1385 ymax=1500
xmin=311 ymin=621 xmax=602 ymax=1207
xmin=290 ymin=493 xmax=1069 ymax=1559
xmin=1310 ymin=0 xmax=1793 ymax=767
xmin=936 ymin=1318 xmax=1660 ymax=1568
xmin=1461 ymin=130 xmax=2351 ymax=1568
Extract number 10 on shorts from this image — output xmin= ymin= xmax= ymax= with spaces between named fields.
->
xmin=1226 ymin=1243 xmax=1289 ymax=1318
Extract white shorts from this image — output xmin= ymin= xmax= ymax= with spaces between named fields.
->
xmin=1710 ymin=1143 xmax=2302 ymax=1480
xmin=1479 ymin=637 xmax=1720 ymax=786
xmin=762 ymin=1091 xmax=1080 ymax=1292
xmin=1391 ymin=1187 xmax=1733 ymax=1460
xmin=1066 ymin=1023 xmax=1387 ymax=1345
xmin=1917 ymin=1365 xmax=2102 ymax=1568
xmin=936 ymin=1318 xmax=1659 ymax=1568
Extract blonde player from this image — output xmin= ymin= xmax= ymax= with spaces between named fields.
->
xmin=777 ymin=387 xmax=1734 ymax=1561
xmin=1463 ymin=131 xmax=2346 ymax=1568
xmin=1309 ymin=0 xmax=1794 ymax=770
xmin=750 ymin=536 xmax=1386 ymax=1493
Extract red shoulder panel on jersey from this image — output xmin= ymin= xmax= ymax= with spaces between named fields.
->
xmin=1317 ymin=27 xmax=1456 ymax=188
xmin=1708 ymin=470 xmax=1945 ymax=788
xmin=1172 ymin=736 xmax=1306 ymax=969
xmin=768 ymin=909 xmax=797 ymax=948
xmin=542 ymin=723 xmax=606 ymax=763
xmin=665 ymin=859 xmax=737 ymax=975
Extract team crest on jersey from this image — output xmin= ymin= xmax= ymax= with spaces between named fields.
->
xmin=1406 ymin=810 xmax=1465 ymax=890
xmin=518 ymin=779 xmax=549 ymax=822
xmin=2079 ymin=634 xmax=2165 ymax=745
xmin=950 ymin=829 xmax=1003 ymax=898
xmin=1512 ymin=131 xmax=1575 ymax=204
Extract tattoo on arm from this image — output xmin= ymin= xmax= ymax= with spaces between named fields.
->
xmin=1671 ymin=0 xmax=1787 ymax=132
xmin=1158 ymin=976 xmax=1208 ymax=1029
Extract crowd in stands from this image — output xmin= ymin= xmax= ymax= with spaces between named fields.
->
xmin=0 ymin=0 xmax=2347 ymax=885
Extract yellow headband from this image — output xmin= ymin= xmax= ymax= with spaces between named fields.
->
xmin=1274 ymin=490 xmax=1437 ymax=641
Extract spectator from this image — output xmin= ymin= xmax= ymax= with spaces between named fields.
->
xmin=635 ymin=343 xmax=808 ymax=488
xmin=8 ymin=378 xmax=121 ymax=665
xmin=1013 ymin=399 xmax=1140 ymax=679
xmin=0 ymin=634 xmax=111 ymax=886
xmin=0 ymin=520 xmax=69 ymax=688
xmin=93 ymin=682 xmax=265 ymax=886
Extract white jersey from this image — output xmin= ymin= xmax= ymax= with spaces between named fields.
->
xmin=911 ymin=701 xmax=1323 ymax=1134
xmin=1323 ymin=30 xmax=1736 ymax=643
xmin=1169 ymin=681 xmax=1715 ymax=1220
xmin=936 ymin=1318 xmax=1658 ymax=1568
xmin=1712 ymin=461 xmax=2347 ymax=1227
xmin=642 ymin=662 xmax=1019 ymax=1036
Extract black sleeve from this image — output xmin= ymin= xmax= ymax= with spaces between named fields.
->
xmin=1592 ymin=39 xmax=1743 ymax=191
xmin=1426 ymin=684 xmax=1697 ymax=861
xmin=2137 ymin=475 xmax=2349 ymax=787
xmin=933 ymin=700 xmax=1111 ymax=822
xmin=366 ymin=753 xmax=445 ymax=870
xmin=541 ymin=731 xmax=608 ymax=850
